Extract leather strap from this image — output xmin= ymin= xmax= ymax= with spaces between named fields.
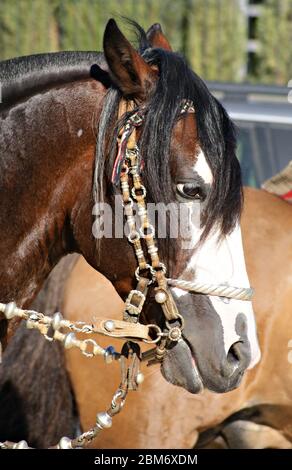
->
xmin=95 ymin=317 xmax=151 ymax=341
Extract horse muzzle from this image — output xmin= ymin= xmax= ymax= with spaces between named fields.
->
xmin=161 ymin=339 xmax=204 ymax=394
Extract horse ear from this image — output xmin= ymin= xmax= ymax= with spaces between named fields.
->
xmin=146 ymin=23 xmax=172 ymax=51
xmin=103 ymin=19 xmax=157 ymax=101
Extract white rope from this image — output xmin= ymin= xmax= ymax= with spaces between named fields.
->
xmin=167 ymin=279 xmax=254 ymax=301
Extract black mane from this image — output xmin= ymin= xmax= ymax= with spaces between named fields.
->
xmin=94 ymin=23 xmax=242 ymax=258
xmin=0 ymin=51 xmax=105 ymax=107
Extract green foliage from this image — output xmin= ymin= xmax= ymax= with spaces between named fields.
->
xmin=0 ymin=0 xmax=291 ymax=84
xmin=186 ymin=0 xmax=246 ymax=82
xmin=257 ymin=0 xmax=292 ymax=84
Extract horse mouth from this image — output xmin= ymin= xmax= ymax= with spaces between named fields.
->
xmin=160 ymin=338 xmax=204 ymax=394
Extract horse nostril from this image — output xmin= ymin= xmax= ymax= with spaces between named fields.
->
xmin=227 ymin=341 xmax=242 ymax=366
xmin=220 ymin=340 xmax=251 ymax=379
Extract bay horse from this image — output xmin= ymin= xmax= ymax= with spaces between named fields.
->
xmin=0 ymin=19 xmax=259 ymax=396
xmin=1 ymin=187 xmax=291 ymax=448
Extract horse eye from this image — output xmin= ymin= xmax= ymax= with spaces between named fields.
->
xmin=176 ymin=183 xmax=202 ymax=200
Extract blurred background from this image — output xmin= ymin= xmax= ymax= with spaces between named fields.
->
xmin=1 ymin=0 xmax=292 ymax=186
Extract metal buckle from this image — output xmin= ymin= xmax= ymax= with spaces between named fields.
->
xmin=129 ymin=112 xmax=144 ymax=126
xmin=125 ymin=290 xmax=146 ymax=315
xmin=135 ymin=264 xmax=156 ymax=284
xmin=152 ymin=262 xmax=167 ymax=275
xmin=131 ymin=185 xmax=146 ymax=200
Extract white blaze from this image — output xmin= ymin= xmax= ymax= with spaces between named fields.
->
xmin=174 ymin=148 xmax=261 ymax=368
xmin=195 ymin=148 xmax=213 ymax=184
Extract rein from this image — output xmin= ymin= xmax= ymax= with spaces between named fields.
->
xmin=0 ymin=98 xmax=253 ymax=450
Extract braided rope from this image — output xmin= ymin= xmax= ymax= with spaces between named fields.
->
xmin=167 ymin=279 xmax=254 ymax=301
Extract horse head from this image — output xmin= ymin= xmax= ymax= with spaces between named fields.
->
xmin=92 ymin=19 xmax=261 ymax=394
xmin=0 ymin=18 xmax=260 ymax=394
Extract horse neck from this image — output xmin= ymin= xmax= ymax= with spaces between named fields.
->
xmin=0 ymin=78 xmax=105 ymax=306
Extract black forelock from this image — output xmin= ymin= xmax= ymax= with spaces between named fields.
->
xmin=139 ymin=45 xmax=242 ymax=240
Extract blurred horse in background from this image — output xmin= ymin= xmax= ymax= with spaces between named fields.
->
xmin=60 ymin=187 xmax=292 ymax=449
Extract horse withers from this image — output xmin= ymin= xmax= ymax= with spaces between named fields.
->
xmin=0 ymin=19 xmax=259 ymax=394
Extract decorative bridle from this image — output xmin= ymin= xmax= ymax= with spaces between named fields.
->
xmin=0 ymin=98 xmax=253 ymax=449
xmin=114 ymin=98 xmax=253 ymax=317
